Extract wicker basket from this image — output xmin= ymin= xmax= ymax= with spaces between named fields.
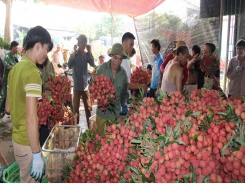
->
xmin=42 ymin=125 xmax=82 ymax=183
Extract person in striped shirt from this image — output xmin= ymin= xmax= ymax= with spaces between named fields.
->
xmin=5 ymin=26 xmax=52 ymax=183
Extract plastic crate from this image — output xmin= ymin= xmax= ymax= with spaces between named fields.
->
xmin=2 ymin=162 xmax=48 ymax=183
xmin=42 ymin=125 xmax=82 ymax=183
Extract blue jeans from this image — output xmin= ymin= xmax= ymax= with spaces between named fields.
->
xmin=120 ymin=103 xmax=128 ymax=115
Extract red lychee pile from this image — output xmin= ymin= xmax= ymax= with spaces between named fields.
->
xmin=89 ymin=74 xmax=116 ymax=111
xmin=37 ymin=93 xmax=53 ymax=127
xmin=131 ymin=66 xmax=150 ymax=85
xmin=65 ymin=89 xmax=245 ymax=183
xmin=48 ymin=75 xmax=71 ymax=108
xmin=68 ymin=123 xmax=136 ymax=183
xmin=37 ymin=75 xmax=73 ymax=129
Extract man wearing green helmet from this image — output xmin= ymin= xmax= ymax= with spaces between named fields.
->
xmin=94 ymin=43 xmax=129 ymax=135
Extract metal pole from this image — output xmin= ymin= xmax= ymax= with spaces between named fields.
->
xmin=218 ymin=0 xmax=224 ymax=59
xmin=218 ymin=0 xmax=224 ymax=90
xmin=133 ymin=18 xmax=144 ymax=66
xmin=223 ymin=15 xmax=231 ymax=94
xmin=111 ymin=14 xmax=113 ymax=46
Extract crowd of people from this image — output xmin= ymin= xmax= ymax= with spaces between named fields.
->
xmin=0 ymin=24 xmax=245 ymax=182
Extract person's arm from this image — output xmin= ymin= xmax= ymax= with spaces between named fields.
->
xmin=210 ymin=72 xmax=220 ymax=88
xmin=160 ymin=53 xmax=173 ymax=73
xmin=25 ymin=71 xmax=44 ymax=181
xmin=175 ymin=67 xmax=183 ymax=91
xmin=158 ymin=73 xmax=163 ymax=88
xmin=53 ymin=52 xmax=59 ymax=64
xmin=3 ymin=55 xmax=14 ymax=70
xmin=67 ymin=46 xmax=77 ymax=69
xmin=86 ymin=45 xmax=96 ymax=68
xmin=187 ymin=54 xmax=200 ymax=69
xmin=226 ymin=58 xmax=242 ymax=80
xmin=128 ymin=83 xmax=147 ymax=92
xmin=26 ymin=97 xmax=40 ymax=153
xmin=158 ymin=57 xmax=164 ymax=88
xmin=52 ymin=62 xmax=63 ymax=75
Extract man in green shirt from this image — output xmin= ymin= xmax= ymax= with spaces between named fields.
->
xmin=0 ymin=41 xmax=19 ymax=117
xmin=5 ymin=26 xmax=52 ymax=183
xmin=95 ymin=43 xmax=129 ymax=135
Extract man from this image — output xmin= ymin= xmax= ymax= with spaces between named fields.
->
xmin=98 ymin=55 xmax=105 ymax=65
xmin=149 ymin=39 xmax=163 ymax=98
xmin=5 ymin=26 xmax=52 ymax=182
xmin=95 ymin=43 xmax=129 ymax=135
xmin=161 ymin=46 xmax=189 ymax=93
xmin=120 ymin=32 xmax=147 ymax=115
xmin=186 ymin=45 xmax=201 ymax=95
xmin=53 ymin=43 xmax=64 ymax=67
xmin=68 ymin=34 xmax=96 ymax=127
xmin=0 ymin=41 xmax=19 ymax=118
xmin=160 ymin=41 xmax=189 ymax=88
xmin=226 ymin=39 xmax=245 ymax=98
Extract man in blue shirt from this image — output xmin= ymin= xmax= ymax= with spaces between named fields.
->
xmin=149 ymin=39 xmax=163 ymax=98
xmin=68 ymin=35 xmax=96 ymax=128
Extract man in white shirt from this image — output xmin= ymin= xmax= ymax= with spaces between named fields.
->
xmin=53 ymin=43 xmax=64 ymax=67
xmin=120 ymin=32 xmax=147 ymax=115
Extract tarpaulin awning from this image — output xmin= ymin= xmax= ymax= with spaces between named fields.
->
xmin=40 ymin=0 xmax=165 ymax=17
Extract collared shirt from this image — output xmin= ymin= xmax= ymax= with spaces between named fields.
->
xmin=68 ymin=51 xmax=95 ymax=91
xmin=2 ymin=51 xmax=18 ymax=82
xmin=121 ymin=57 xmax=131 ymax=82
xmin=151 ymin=53 xmax=163 ymax=89
xmin=8 ymin=56 xmax=42 ymax=146
xmin=95 ymin=60 xmax=129 ymax=119
xmin=121 ymin=57 xmax=131 ymax=97
xmin=226 ymin=56 xmax=245 ymax=97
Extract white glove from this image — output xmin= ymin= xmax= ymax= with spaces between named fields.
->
xmin=30 ymin=152 xmax=45 ymax=181
xmin=235 ymin=65 xmax=243 ymax=72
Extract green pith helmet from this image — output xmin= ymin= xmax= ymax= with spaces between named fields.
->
xmin=109 ymin=43 xmax=127 ymax=59
xmin=76 ymin=34 xmax=87 ymax=45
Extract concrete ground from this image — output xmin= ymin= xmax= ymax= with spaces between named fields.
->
xmin=0 ymin=100 xmax=97 ymax=166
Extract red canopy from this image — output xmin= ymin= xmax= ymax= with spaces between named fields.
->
xmin=41 ymin=0 xmax=165 ymax=17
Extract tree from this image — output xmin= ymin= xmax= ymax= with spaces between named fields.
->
xmin=94 ymin=14 xmax=124 ymax=40
xmin=1 ymin=0 xmax=39 ymax=43
xmin=1 ymin=0 xmax=13 ymax=42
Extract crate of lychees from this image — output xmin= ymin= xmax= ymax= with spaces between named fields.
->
xmin=42 ymin=125 xmax=82 ymax=183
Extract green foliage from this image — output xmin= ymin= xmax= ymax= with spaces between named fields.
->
xmin=79 ymin=129 xmax=95 ymax=145
xmin=155 ymin=13 xmax=189 ymax=31
xmin=0 ymin=36 xmax=10 ymax=50
xmin=75 ymin=14 xmax=124 ymax=40
xmin=61 ymin=162 xmax=73 ymax=182
xmin=15 ymin=30 xmax=26 ymax=47
xmin=94 ymin=14 xmax=124 ymax=39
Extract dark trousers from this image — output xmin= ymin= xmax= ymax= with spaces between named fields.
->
xmin=0 ymin=83 xmax=7 ymax=113
xmin=73 ymin=90 xmax=92 ymax=126
xmin=148 ymin=88 xmax=157 ymax=98
xmin=39 ymin=125 xmax=50 ymax=147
